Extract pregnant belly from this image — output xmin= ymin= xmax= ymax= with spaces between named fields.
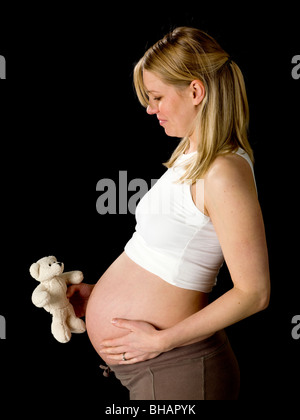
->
xmin=86 ymin=252 xmax=207 ymax=363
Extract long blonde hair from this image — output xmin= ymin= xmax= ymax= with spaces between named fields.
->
xmin=134 ymin=27 xmax=254 ymax=183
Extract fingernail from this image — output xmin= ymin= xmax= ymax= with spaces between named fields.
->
xmin=111 ymin=319 xmax=117 ymax=324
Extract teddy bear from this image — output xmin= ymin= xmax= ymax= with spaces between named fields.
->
xmin=30 ymin=256 xmax=86 ymax=343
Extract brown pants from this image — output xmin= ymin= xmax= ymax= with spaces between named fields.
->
xmin=107 ymin=330 xmax=240 ymax=400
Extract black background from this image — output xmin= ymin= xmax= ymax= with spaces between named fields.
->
xmin=0 ymin=3 xmax=299 ymax=408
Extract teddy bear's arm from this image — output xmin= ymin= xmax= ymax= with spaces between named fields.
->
xmin=61 ymin=271 xmax=84 ymax=285
xmin=32 ymin=284 xmax=50 ymax=308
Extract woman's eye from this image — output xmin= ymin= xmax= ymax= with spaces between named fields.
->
xmin=153 ymin=97 xmax=162 ymax=101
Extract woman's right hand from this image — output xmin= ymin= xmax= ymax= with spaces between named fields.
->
xmin=66 ymin=283 xmax=95 ymax=318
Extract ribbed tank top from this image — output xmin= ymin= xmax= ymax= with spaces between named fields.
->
xmin=125 ymin=148 xmax=255 ymax=292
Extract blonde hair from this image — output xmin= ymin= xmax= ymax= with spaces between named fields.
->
xmin=134 ymin=27 xmax=254 ymax=183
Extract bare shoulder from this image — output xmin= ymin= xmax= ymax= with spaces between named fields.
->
xmin=205 ymin=153 xmax=256 ymax=194
xmin=202 ymin=153 xmax=269 ymax=300
xmin=203 ymin=153 xmax=258 ymax=217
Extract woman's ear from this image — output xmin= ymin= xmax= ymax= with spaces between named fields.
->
xmin=190 ymin=80 xmax=205 ymax=106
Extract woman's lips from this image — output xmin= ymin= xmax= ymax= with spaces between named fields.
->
xmin=158 ymin=119 xmax=167 ymax=125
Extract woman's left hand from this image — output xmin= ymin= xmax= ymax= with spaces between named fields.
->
xmin=99 ymin=318 xmax=164 ymax=364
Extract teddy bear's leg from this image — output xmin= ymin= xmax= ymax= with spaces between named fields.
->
xmin=51 ymin=311 xmax=71 ymax=343
xmin=67 ymin=305 xmax=86 ymax=333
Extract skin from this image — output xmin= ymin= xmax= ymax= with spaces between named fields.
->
xmin=143 ymin=70 xmax=204 ymax=142
xmin=67 ymin=71 xmax=270 ymax=365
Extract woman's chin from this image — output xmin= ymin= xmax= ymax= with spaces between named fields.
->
xmin=164 ymin=128 xmax=181 ymax=138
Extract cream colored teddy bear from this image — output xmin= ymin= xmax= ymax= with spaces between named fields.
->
xmin=30 ymin=256 xmax=86 ymax=343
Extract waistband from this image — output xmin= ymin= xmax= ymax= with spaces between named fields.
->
xmin=106 ymin=330 xmax=228 ymax=376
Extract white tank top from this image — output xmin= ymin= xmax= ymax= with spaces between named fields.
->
xmin=125 ymin=148 xmax=255 ymax=292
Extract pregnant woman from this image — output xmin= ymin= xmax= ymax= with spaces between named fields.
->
xmin=67 ymin=27 xmax=270 ymax=400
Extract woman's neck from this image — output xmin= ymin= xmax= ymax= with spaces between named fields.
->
xmin=186 ymin=136 xmax=197 ymax=154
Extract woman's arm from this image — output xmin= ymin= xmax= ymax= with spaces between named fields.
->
xmin=159 ymin=154 xmax=270 ymax=350
xmin=66 ymin=283 xmax=94 ymax=318
xmin=100 ymin=155 xmax=270 ymax=362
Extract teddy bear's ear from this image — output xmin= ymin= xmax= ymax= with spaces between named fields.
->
xmin=29 ymin=262 xmax=40 ymax=280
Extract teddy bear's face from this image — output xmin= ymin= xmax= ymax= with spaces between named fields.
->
xmin=30 ymin=256 xmax=64 ymax=282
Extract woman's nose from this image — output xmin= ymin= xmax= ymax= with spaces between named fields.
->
xmin=147 ymin=104 xmax=158 ymax=115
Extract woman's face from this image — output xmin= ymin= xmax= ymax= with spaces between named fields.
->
xmin=143 ymin=70 xmax=201 ymax=139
